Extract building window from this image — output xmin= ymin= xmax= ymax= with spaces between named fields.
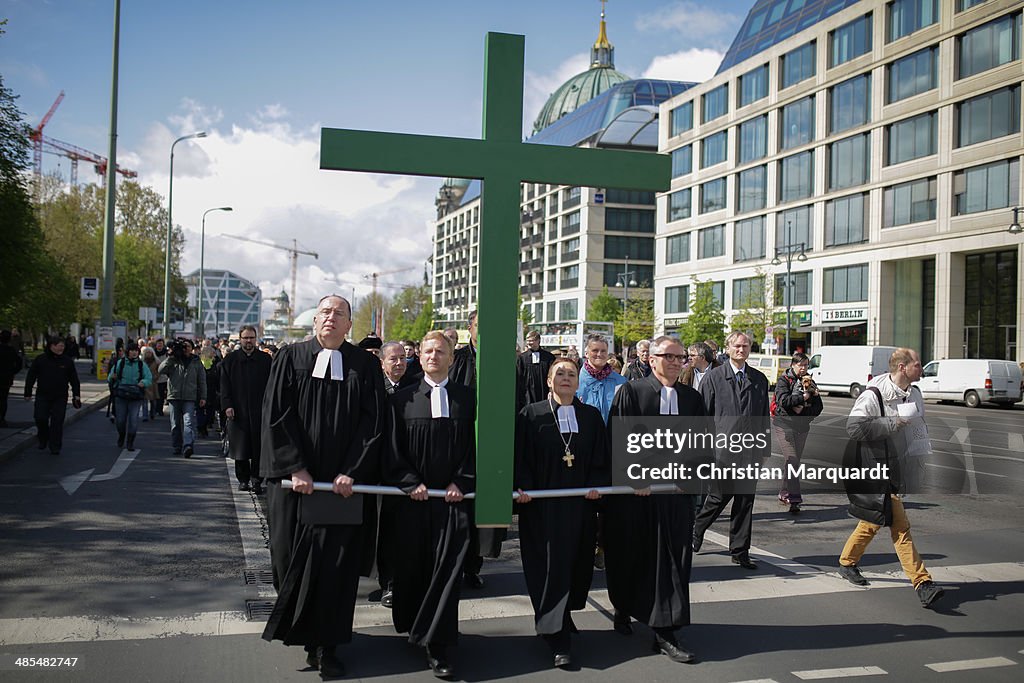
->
xmin=829 ymin=133 xmax=870 ymax=190
xmin=701 ymin=131 xmax=728 ymax=169
xmin=781 ymin=96 xmax=814 ymax=150
xmin=700 ymin=178 xmax=727 ymax=214
xmin=776 ymin=205 xmax=813 ymax=252
xmin=953 ymin=158 xmax=1020 ymax=215
xmin=666 ymin=233 xmax=691 ymax=264
xmin=546 ymin=301 xmax=556 ymax=320
xmin=561 ymin=265 xmax=579 ymax=289
xmin=779 ymin=151 xmax=814 ymax=203
xmin=887 ymin=47 xmax=938 ymax=103
xmin=561 ymin=237 xmax=580 ymax=262
xmin=563 ymin=186 xmax=581 ymax=209
xmin=830 ymin=14 xmax=873 ymax=68
xmin=547 ymin=270 xmax=557 ymax=291
xmin=957 ymin=14 xmax=1021 ymax=80
xmin=956 ymin=85 xmax=1021 ymax=147
xmin=956 ymin=0 xmax=987 ymax=11
xmin=826 ymin=193 xmax=868 ymax=247
xmin=886 ymin=111 xmax=937 ymax=165
xmin=666 ymin=285 xmax=689 ymax=314
xmin=888 ymin=0 xmax=939 ymax=43
xmin=781 ymin=41 xmax=816 ymax=89
xmin=559 ymin=299 xmax=578 ymax=320
xmin=824 ymin=264 xmax=869 ymax=303
xmin=830 ymin=74 xmax=871 ymax=134
xmin=733 ymin=275 xmax=766 ymax=308
xmin=671 ymin=101 xmax=693 ymax=136
xmin=702 ymin=84 xmax=729 ymax=123
xmin=774 ymin=271 xmax=813 ymax=306
xmin=738 ymin=115 xmax=768 ymax=163
xmin=698 ymin=224 xmax=726 ymax=259
xmin=883 ymin=176 xmax=937 ymax=227
xmin=605 ymin=189 xmax=655 ymax=205
xmin=739 ymin=64 xmax=769 ymax=107
xmin=671 ymin=145 xmax=692 ymax=178
xmin=737 ymin=165 xmax=768 ymax=212
xmin=603 ymin=264 xmax=653 ymax=287
xmin=563 ymin=210 xmax=581 ymax=234
xmin=734 ymin=216 xmax=766 ymax=262
xmin=668 ymin=189 xmax=691 ymax=222
xmin=605 ymin=208 xmax=655 ymax=233
xmin=606 ymin=235 xmax=654 ymax=260
xmin=709 ymin=281 xmax=725 ymax=309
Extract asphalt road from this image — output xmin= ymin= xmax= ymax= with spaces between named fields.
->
xmin=0 ymin=400 xmax=1022 ymax=682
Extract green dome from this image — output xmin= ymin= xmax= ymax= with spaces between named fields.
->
xmin=532 ymin=66 xmax=630 ymax=135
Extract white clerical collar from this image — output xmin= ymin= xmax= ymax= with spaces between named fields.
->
xmin=660 ymin=386 xmax=679 ymax=415
xmin=531 ymin=351 xmax=540 ymax=364
xmin=312 ymin=348 xmax=344 ymax=381
xmin=555 ymin=404 xmax=579 ymax=433
xmin=424 ymin=376 xmax=450 ymax=418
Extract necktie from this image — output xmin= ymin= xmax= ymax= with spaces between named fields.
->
xmin=737 ymin=370 xmax=745 ymax=386
xmin=425 ymin=377 xmax=450 ymax=418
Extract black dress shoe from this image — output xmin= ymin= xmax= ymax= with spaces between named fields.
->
xmin=251 ymin=482 xmax=265 ymax=496
xmin=381 ymin=589 xmax=394 ymax=608
xmin=304 ymin=647 xmax=320 ymax=670
xmin=238 ymin=481 xmax=251 ymax=492
xmin=789 ymin=503 xmax=801 ymax=515
xmin=318 ymin=649 xmax=346 ymax=679
xmin=553 ymin=653 xmax=572 ymax=668
xmin=183 ymin=445 xmax=193 ymax=458
xmin=652 ymin=636 xmax=695 ymax=663
xmin=692 ymin=532 xmax=704 ymax=553
xmin=732 ymin=554 xmax=758 ymax=570
xmin=426 ymin=647 xmax=453 ymax=678
xmin=463 ymin=572 xmax=484 ymax=589
xmin=612 ymin=610 xmax=632 ymax=635
xmin=367 ymin=587 xmax=384 ymax=602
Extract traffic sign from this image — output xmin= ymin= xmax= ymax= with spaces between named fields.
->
xmin=81 ymin=277 xmax=99 ymax=300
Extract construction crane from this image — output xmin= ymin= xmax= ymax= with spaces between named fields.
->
xmin=222 ymin=235 xmax=318 ymax=325
xmin=363 ymin=266 xmax=417 ymax=299
xmin=29 ymin=90 xmax=138 ymax=189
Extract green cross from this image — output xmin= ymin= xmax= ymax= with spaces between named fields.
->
xmin=320 ymin=32 xmax=670 ymax=526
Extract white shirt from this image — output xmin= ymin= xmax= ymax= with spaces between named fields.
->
xmin=692 ymin=367 xmax=707 ymax=392
xmin=424 ymin=376 xmax=450 ymax=418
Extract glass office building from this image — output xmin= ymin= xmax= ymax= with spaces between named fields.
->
xmin=185 ymin=269 xmax=262 ymax=337
xmin=658 ymin=0 xmax=1024 ymax=361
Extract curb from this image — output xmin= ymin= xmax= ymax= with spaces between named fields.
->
xmin=0 ymin=395 xmax=110 ymax=465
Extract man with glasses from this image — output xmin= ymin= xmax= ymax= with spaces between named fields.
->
xmin=604 ymin=336 xmax=705 ymax=664
xmin=261 ymin=295 xmax=386 ymax=679
xmin=220 ymin=325 xmax=272 ymax=493
xmin=692 ymin=332 xmax=770 ymax=570
xmin=679 ymin=342 xmax=719 ymax=392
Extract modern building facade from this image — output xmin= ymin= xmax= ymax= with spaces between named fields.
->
xmin=185 ymin=269 xmax=262 ymax=337
xmin=656 ymin=0 xmax=1024 ymax=362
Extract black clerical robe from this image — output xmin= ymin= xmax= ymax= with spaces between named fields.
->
xmin=219 ymin=348 xmax=272 ymax=465
xmin=386 ymin=379 xmax=475 ymax=647
xmin=515 ymin=348 xmax=556 ymax=412
xmin=448 ymin=343 xmax=476 ymax=391
xmin=515 ymin=399 xmax=609 ymax=635
xmin=603 ymin=374 xmax=706 ymax=629
xmin=260 ymin=339 xmax=385 ymax=647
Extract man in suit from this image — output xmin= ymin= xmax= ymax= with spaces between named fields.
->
xmin=692 ymin=331 xmax=770 ymax=570
xmin=679 ymin=342 xmax=719 ymax=392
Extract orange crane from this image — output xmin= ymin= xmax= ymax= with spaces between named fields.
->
xmin=29 ymin=91 xmax=137 ymax=188
xmin=221 ymin=235 xmax=318 ymax=325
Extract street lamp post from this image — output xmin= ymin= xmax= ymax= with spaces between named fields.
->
xmin=615 ymin=253 xmax=638 ymax=350
xmin=163 ymin=131 xmax=207 ymax=339
xmin=198 ymin=206 xmax=232 ymax=340
xmin=771 ymin=221 xmax=807 ymax=356
xmin=1007 ymin=207 xmax=1024 ymax=234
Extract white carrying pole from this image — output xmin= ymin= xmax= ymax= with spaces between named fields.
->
xmin=281 ymin=481 xmax=681 ymax=499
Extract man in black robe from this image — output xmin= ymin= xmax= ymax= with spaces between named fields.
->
xmin=447 ymin=310 xmax=476 ymax=390
xmin=220 ymin=325 xmax=272 ymax=494
xmin=386 ymin=331 xmax=474 ymax=678
xmin=515 ymin=330 xmax=555 ymax=413
xmin=261 ymin=295 xmax=386 ymax=679
xmin=604 ymin=335 xmax=703 ymax=664
xmin=515 ymin=358 xmax=608 ymax=668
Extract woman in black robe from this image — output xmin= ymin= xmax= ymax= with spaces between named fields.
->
xmin=386 ymin=331 xmax=474 ymax=679
xmin=515 ymin=357 xmax=609 ymax=668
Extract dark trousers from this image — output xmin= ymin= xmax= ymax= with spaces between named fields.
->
xmin=234 ymin=459 xmax=264 ymax=486
xmin=693 ymin=489 xmax=755 ymax=557
xmin=376 ymin=497 xmax=398 ymax=589
xmin=34 ymin=396 xmax=67 ymax=453
xmin=0 ymin=381 xmax=10 ymax=423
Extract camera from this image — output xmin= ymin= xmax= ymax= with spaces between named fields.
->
xmin=170 ymin=339 xmax=191 ymax=361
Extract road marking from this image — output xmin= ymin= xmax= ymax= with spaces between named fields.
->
xmin=58 ymin=468 xmax=95 ymax=495
xmin=793 ymin=666 xmax=887 ymax=679
xmin=925 ymin=462 xmax=1009 ymax=478
xmin=58 ymin=449 xmax=140 ymax=495
xmin=223 ymin=458 xmax=274 ymax=598
xmin=925 ymin=657 xmax=1016 ymax=673
xmin=1009 ymin=433 xmax=1024 ymax=452
xmin=950 ymin=428 xmax=979 ymax=494
xmin=731 ymin=679 xmax=780 ymax=683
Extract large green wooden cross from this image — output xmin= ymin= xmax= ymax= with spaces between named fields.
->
xmin=320 ymin=32 xmax=670 ymax=526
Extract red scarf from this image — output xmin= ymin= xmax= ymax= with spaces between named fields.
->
xmin=583 ymin=359 xmax=613 ymax=381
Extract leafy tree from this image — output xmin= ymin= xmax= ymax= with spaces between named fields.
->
xmin=678 ymin=278 xmax=726 ymax=347
xmin=619 ymin=297 xmax=655 ymax=349
xmin=386 ymin=284 xmax=431 ymax=341
xmin=587 ymin=285 xmax=621 ymax=324
xmin=351 ymin=291 xmax=390 ymax=341
xmin=730 ymin=269 xmax=775 ymax=348
xmin=407 ymin=298 xmax=435 ymax=341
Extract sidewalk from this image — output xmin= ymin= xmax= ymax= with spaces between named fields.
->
xmin=0 ymin=358 xmax=111 ymax=464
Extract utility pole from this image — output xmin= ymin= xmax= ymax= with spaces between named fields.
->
xmin=100 ymin=0 xmax=120 ymax=326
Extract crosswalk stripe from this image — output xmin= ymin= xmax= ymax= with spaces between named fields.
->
xmin=925 ymin=657 xmax=1016 ymax=673
xmin=793 ymin=666 xmax=887 ymax=679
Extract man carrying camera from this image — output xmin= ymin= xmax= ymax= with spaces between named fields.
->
xmin=158 ymin=338 xmax=206 ymax=457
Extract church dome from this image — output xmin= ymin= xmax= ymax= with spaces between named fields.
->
xmin=292 ymin=307 xmax=317 ymax=329
xmin=532 ymin=5 xmax=630 ymax=134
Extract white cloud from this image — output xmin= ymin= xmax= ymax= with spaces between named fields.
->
xmin=635 ymin=2 xmax=742 ymax=46
xmin=131 ymin=100 xmax=437 ymax=322
xmin=523 ymin=52 xmax=590 ymax=136
xmin=642 ymin=48 xmax=724 ymax=83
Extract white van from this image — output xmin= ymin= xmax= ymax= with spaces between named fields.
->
xmin=807 ymin=346 xmax=898 ymax=398
xmin=915 ymin=359 xmax=1023 ymax=408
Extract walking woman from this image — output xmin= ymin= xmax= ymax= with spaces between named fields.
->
xmin=773 ymin=352 xmax=823 ymax=514
xmin=108 ymin=341 xmax=152 ymax=451
xmin=515 ymin=358 xmax=609 ymax=668
xmin=576 ymin=334 xmax=627 ymax=423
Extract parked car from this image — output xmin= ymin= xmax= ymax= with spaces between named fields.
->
xmin=915 ymin=358 xmax=1023 ymax=408
xmin=746 ymin=354 xmax=786 ymax=388
xmin=808 ymin=345 xmax=898 ymax=398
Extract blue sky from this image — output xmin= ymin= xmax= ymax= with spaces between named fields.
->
xmin=2 ymin=0 xmax=753 ymax=318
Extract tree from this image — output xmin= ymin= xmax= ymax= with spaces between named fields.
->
xmin=679 ymin=278 xmax=726 ymax=348
xmin=351 ymin=291 xmax=390 ymax=341
xmin=587 ymin=285 xmax=621 ymax=324
xmin=516 ymin=291 xmax=533 ymax=333
xmin=730 ymin=268 xmax=775 ymax=350
xmin=386 ymin=284 xmax=431 ymax=341
xmin=619 ymin=297 xmax=655 ymax=349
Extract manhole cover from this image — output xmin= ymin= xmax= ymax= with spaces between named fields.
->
xmin=245 ymin=599 xmax=275 ymax=622
xmin=243 ymin=568 xmax=275 ymax=585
